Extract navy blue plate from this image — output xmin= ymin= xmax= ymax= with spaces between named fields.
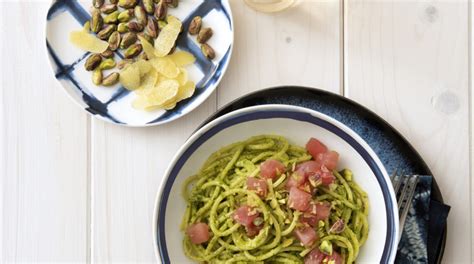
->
xmin=198 ymin=86 xmax=447 ymax=263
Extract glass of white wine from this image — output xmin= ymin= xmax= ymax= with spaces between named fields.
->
xmin=244 ymin=0 xmax=297 ymax=13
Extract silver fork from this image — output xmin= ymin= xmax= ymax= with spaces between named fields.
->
xmin=390 ymin=170 xmax=420 ymax=237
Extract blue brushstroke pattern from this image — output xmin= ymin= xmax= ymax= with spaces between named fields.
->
xmin=46 ymin=40 xmax=122 ymax=123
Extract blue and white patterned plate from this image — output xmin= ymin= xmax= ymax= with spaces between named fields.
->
xmin=46 ymin=0 xmax=233 ymax=126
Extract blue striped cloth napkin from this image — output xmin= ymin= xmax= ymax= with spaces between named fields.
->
xmin=395 ymin=176 xmax=450 ymax=264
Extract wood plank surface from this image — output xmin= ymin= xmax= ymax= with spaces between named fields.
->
xmin=344 ymin=1 xmax=470 ymax=262
xmin=218 ymin=0 xmax=341 ymax=106
xmin=1 ymin=0 xmax=471 ymax=263
xmin=1 ymin=2 xmax=89 ymax=262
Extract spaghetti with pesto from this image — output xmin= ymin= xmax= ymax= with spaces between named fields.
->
xmin=181 ymin=135 xmax=369 ymax=263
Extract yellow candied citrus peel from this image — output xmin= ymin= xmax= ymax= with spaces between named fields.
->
xmin=154 ymin=16 xmax=182 ymax=57
xmin=137 ymin=69 xmax=159 ymax=92
xmin=168 ymin=51 xmax=196 ymax=66
xmin=149 ymin=57 xmax=180 ymax=78
xmin=134 ymin=59 xmax=152 ymax=77
xmin=138 ymin=35 xmax=158 ymax=59
xmin=125 ymin=58 xmax=196 ymax=111
xmin=132 ymin=79 xmax=180 ymax=110
xmin=175 ymin=81 xmax=196 ymax=101
xmin=175 ymin=68 xmax=188 ymax=85
xmin=69 ymin=30 xmax=108 ymax=53
xmin=161 ymin=81 xmax=196 ymax=110
xmin=119 ymin=63 xmax=141 ymax=90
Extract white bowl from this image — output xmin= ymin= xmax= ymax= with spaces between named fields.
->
xmin=153 ymin=104 xmax=399 ymax=263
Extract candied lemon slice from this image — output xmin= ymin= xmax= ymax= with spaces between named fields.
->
xmin=149 ymin=57 xmax=179 ymax=78
xmin=154 ymin=16 xmax=182 ymax=57
xmin=176 ymin=81 xmax=195 ymax=101
xmin=138 ymin=35 xmax=158 ymax=59
xmin=69 ymin=30 xmax=108 ymax=53
xmin=132 ymin=80 xmax=179 ymax=111
xmin=134 ymin=60 xmax=152 ymax=77
xmin=175 ymin=68 xmax=188 ymax=85
xmin=143 ymin=79 xmax=179 ymax=106
xmin=161 ymin=81 xmax=195 ymax=110
xmin=162 ymin=103 xmax=176 ymax=110
xmin=138 ymin=69 xmax=159 ymax=91
xmin=132 ymin=95 xmax=151 ymax=109
xmin=168 ymin=51 xmax=195 ymax=66
xmin=119 ymin=64 xmax=141 ymax=90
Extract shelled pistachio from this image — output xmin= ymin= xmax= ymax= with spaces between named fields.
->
xmin=120 ymin=32 xmax=137 ymax=49
xmin=92 ymin=69 xmax=103 ymax=85
xmin=108 ymin=31 xmax=121 ymax=51
xmin=85 ymin=54 xmax=102 ymax=71
xmin=201 ymin=43 xmax=215 ymax=59
xmin=90 ymin=9 xmax=103 ymax=33
xmin=188 ymin=16 xmax=201 ymax=35
xmin=124 ymin=43 xmax=143 ymax=58
xmin=102 ymin=72 xmax=120 ymax=86
xmin=100 ymin=4 xmax=117 ymax=14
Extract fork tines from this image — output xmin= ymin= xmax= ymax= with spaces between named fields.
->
xmin=389 ymin=171 xmax=420 ymax=234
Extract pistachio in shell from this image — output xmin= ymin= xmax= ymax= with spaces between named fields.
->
xmin=85 ymin=54 xmax=102 ymax=71
xmin=120 ymin=32 xmax=137 ymax=49
xmin=188 ymin=16 xmax=201 ymax=35
xmin=197 ymin=27 xmax=213 ymax=43
xmin=102 ymin=72 xmax=120 ymax=86
xmin=124 ymin=43 xmax=143 ymax=58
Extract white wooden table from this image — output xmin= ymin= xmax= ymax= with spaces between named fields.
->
xmin=1 ymin=0 xmax=471 ymax=263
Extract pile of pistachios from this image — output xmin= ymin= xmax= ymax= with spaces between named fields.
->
xmin=188 ymin=16 xmax=215 ymax=59
xmin=83 ymin=0 xmax=182 ymax=87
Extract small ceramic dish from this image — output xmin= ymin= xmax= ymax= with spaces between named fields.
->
xmin=153 ymin=104 xmax=399 ymax=263
xmin=46 ymin=0 xmax=233 ymax=126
